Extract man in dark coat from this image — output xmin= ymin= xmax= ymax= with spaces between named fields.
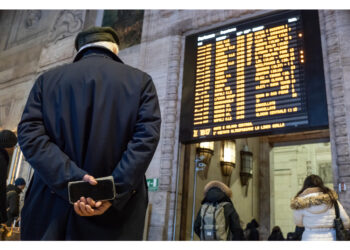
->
xmin=17 ymin=26 xmax=161 ymax=240
xmin=194 ymin=181 xmax=244 ymax=240
xmin=0 ymin=129 xmax=18 ymax=225
xmin=6 ymin=178 xmax=26 ymax=227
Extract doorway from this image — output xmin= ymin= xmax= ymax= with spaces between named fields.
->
xmin=270 ymin=141 xmax=333 ymax=236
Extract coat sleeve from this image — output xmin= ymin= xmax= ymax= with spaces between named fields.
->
xmin=17 ymin=76 xmax=88 ymax=201
xmin=225 ymin=203 xmax=244 ymax=240
xmin=111 ymin=74 xmax=161 ymax=210
xmin=338 ymin=201 xmax=350 ymax=229
xmin=293 ymin=209 xmax=304 ymax=227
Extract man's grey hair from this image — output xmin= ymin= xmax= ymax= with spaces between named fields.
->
xmin=78 ymin=41 xmax=119 ymax=55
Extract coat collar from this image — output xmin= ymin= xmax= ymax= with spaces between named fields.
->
xmin=73 ymin=46 xmax=124 ymax=64
xmin=290 ymin=187 xmax=338 ymax=210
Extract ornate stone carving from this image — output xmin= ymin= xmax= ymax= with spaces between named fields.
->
xmin=47 ymin=10 xmax=84 ymax=45
xmin=24 ymin=10 xmax=42 ymax=29
xmin=4 ymin=10 xmax=51 ymax=50
xmin=0 ymin=102 xmax=11 ymax=128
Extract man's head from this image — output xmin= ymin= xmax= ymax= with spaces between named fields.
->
xmin=14 ymin=177 xmax=26 ymax=190
xmin=0 ymin=129 xmax=17 ymax=158
xmin=75 ymin=26 xmax=120 ymax=55
xmin=0 ymin=129 xmax=17 ymax=149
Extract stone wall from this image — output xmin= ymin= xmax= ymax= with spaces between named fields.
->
xmin=318 ymin=10 xmax=350 ymax=211
xmin=0 ymin=10 xmax=87 ymax=130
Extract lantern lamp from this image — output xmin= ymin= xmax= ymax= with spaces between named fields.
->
xmin=195 ymin=141 xmax=214 ymax=169
xmin=240 ymin=145 xmax=253 ymax=186
xmin=220 ymin=140 xmax=236 ymax=176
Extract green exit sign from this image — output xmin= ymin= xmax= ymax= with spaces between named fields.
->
xmin=147 ymin=178 xmax=159 ymax=192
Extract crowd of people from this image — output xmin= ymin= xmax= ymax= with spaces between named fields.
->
xmin=194 ymin=176 xmax=350 ymax=241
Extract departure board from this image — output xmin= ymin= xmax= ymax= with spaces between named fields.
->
xmin=180 ymin=10 xmax=328 ymax=143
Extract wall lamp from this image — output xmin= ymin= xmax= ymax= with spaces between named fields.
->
xmin=220 ymin=140 xmax=236 ymax=176
xmin=196 ymin=142 xmax=214 ymax=164
xmin=240 ymin=145 xmax=253 ymax=186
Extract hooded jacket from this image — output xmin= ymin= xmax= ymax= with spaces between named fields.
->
xmin=291 ymin=187 xmax=350 ymax=240
xmin=194 ymin=181 xmax=244 ymax=240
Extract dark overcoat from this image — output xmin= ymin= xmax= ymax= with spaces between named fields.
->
xmin=17 ymin=46 xmax=161 ymax=240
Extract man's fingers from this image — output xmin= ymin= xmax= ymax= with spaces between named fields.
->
xmin=80 ymin=197 xmax=95 ymax=214
xmin=73 ymin=200 xmax=111 ymax=217
xmin=74 ymin=202 xmax=83 ymax=216
xmin=95 ymin=201 xmax=102 ymax=208
xmin=79 ymin=201 xmax=88 ymax=214
xmin=83 ymin=174 xmax=97 ymax=185
xmin=85 ymin=204 xmax=94 ymax=214
xmin=95 ymin=201 xmax=112 ymax=215
xmin=75 ymin=201 xmax=95 ymax=216
xmin=80 ymin=197 xmax=86 ymax=203
xmin=86 ymin=197 xmax=96 ymax=207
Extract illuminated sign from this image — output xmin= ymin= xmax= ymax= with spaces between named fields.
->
xmin=180 ymin=10 xmax=328 ymax=143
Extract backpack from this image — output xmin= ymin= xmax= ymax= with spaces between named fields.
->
xmin=199 ymin=202 xmax=230 ymax=240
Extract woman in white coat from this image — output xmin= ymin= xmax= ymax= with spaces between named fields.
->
xmin=290 ymin=175 xmax=350 ymax=241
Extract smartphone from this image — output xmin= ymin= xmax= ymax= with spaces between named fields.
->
xmin=68 ymin=176 xmax=116 ymax=204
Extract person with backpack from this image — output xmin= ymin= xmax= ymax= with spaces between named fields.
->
xmin=194 ymin=180 xmax=244 ymax=240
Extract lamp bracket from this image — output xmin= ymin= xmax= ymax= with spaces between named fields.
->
xmin=197 ymin=162 xmax=206 ymax=169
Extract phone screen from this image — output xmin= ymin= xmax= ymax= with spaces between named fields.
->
xmin=68 ymin=177 xmax=116 ymax=204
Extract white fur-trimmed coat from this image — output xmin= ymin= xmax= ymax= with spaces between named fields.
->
xmin=290 ymin=187 xmax=350 ymax=241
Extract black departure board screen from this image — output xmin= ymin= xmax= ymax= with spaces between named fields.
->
xmin=180 ymin=10 xmax=328 ymax=143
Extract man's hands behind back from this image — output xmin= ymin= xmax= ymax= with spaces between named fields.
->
xmin=73 ymin=174 xmax=112 ymax=217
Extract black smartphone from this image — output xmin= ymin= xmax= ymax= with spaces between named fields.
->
xmin=68 ymin=176 xmax=116 ymax=204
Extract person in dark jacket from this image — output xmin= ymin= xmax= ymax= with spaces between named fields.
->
xmin=286 ymin=226 xmax=305 ymax=240
xmin=6 ymin=178 xmax=26 ymax=227
xmin=194 ymin=180 xmax=244 ymax=240
xmin=244 ymin=218 xmax=260 ymax=240
xmin=0 ymin=129 xmax=17 ymax=225
xmin=268 ymin=226 xmax=285 ymax=241
xmin=17 ymin=26 xmax=161 ymax=240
